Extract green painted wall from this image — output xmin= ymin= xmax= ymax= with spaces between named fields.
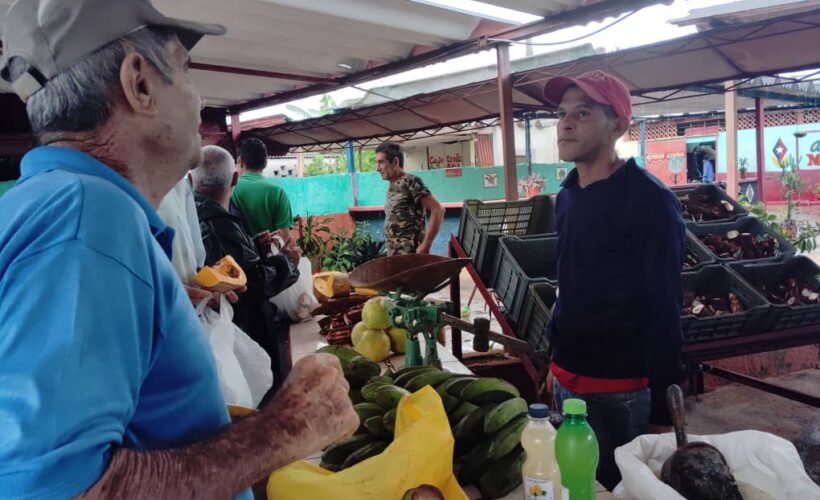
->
xmin=268 ymin=163 xmax=573 ymax=215
xmin=268 ymin=173 xmax=354 ymax=216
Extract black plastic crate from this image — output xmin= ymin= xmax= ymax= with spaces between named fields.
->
xmin=688 ymin=216 xmax=795 ymax=263
xmin=729 ymin=257 xmax=820 ymax=332
xmin=681 ymin=265 xmax=770 ymax=341
xmin=673 ymin=184 xmax=747 ymax=225
xmin=683 ymin=229 xmax=716 ymax=272
xmin=493 ymin=235 xmax=558 ymax=323
xmin=517 ymin=282 xmax=556 ymax=353
xmin=457 ymin=195 xmax=555 ymax=285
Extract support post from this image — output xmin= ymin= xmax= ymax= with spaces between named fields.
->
xmin=639 ymin=120 xmax=647 ymax=160
xmin=725 ymin=81 xmax=739 ymax=199
xmin=351 ymin=145 xmax=360 ymax=207
xmin=755 ymin=97 xmax=765 ymax=203
xmin=449 ymin=239 xmax=463 ymax=360
xmin=524 ymin=114 xmax=532 ymax=176
xmin=497 ymin=43 xmax=518 ymax=201
xmin=230 ymin=113 xmax=241 ymax=145
xmin=345 ymin=141 xmax=355 ymax=173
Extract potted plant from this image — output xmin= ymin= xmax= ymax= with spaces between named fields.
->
xmin=815 ymin=185 xmax=820 ymax=203
xmin=738 ymin=157 xmax=748 ymax=179
xmin=518 ymin=173 xmax=545 ymax=198
xmin=296 ymin=214 xmax=333 ymax=271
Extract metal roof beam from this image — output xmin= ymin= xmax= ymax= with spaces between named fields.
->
xmin=688 ymin=84 xmax=818 ymax=105
xmin=189 ymin=63 xmax=336 ymax=84
xmin=230 ymin=0 xmax=665 ymax=113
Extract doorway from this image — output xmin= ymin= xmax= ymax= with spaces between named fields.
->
xmin=687 ymin=139 xmax=716 ymax=183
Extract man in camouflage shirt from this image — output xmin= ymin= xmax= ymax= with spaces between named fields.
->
xmin=376 ymin=142 xmax=445 ymax=255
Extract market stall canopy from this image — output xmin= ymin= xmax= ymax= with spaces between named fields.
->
xmin=241 ymin=8 xmax=820 ymax=152
xmin=0 ymin=0 xmax=669 ymax=107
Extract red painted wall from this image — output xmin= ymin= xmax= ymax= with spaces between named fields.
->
xmin=645 ymin=139 xmax=688 ymax=187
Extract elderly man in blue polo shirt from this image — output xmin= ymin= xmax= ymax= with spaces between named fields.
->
xmin=0 ymin=1 xmax=358 ymax=499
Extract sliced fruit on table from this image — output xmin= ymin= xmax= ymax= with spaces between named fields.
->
xmin=313 ymin=271 xmax=351 ymax=300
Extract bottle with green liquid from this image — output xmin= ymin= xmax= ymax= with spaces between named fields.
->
xmin=555 ymin=399 xmax=599 ymax=500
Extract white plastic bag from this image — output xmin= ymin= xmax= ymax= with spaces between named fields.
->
xmin=197 ymin=296 xmax=273 ymax=407
xmin=270 ymin=257 xmax=320 ymax=322
xmin=613 ymin=430 xmax=820 ymax=500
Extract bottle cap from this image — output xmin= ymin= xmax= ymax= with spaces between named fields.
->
xmin=528 ymin=403 xmax=549 ymax=419
xmin=563 ymin=398 xmax=587 ymax=416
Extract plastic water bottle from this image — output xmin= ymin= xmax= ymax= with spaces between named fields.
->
xmin=555 ymin=398 xmax=599 ymax=500
xmin=521 ymin=403 xmax=565 ymax=499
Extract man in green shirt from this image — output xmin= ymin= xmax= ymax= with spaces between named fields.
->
xmin=231 ymin=138 xmax=294 ymax=240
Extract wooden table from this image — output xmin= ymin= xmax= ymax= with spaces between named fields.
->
xmin=290 ymin=319 xmax=615 ymax=499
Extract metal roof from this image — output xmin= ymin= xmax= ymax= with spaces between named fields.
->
xmin=671 ymin=0 xmax=820 ymax=30
xmin=0 ymin=0 xmax=666 ymax=110
xmin=241 ymin=8 xmax=820 ymax=152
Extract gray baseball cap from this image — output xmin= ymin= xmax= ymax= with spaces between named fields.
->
xmin=1 ymin=0 xmax=226 ymax=101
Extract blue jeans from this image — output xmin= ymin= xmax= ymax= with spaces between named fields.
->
xmin=553 ymin=379 xmax=650 ymax=490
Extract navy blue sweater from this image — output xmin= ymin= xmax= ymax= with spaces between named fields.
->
xmin=547 ymin=159 xmax=685 ymax=423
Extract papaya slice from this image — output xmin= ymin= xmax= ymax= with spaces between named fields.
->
xmin=193 ymin=255 xmax=247 ymax=292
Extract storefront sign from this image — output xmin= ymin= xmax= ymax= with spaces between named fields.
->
xmin=429 ymin=153 xmax=463 ymax=169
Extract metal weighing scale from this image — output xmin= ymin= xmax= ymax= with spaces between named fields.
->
xmin=349 ymin=254 xmax=544 ymax=369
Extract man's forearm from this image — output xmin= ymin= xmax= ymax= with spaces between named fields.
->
xmin=422 ymin=206 xmax=444 ymax=245
xmin=80 ymin=391 xmax=317 ymax=500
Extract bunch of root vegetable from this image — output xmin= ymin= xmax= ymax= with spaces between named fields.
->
xmin=759 ymin=278 xmax=819 ymax=306
xmin=316 ymin=295 xmax=370 ymax=345
xmin=699 ymin=231 xmax=777 ymax=260
xmin=680 ymin=193 xmax=735 ymax=222
xmin=683 ymin=290 xmax=744 ymax=317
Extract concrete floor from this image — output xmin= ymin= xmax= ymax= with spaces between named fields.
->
xmin=685 ymin=369 xmax=820 ymax=485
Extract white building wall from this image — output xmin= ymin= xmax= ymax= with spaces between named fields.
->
xmin=492 ymin=119 xmax=561 ymax=166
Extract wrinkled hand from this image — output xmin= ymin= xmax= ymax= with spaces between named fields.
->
xmin=415 ymin=241 xmax=432 ymax=254
xmin=265 ymin=353 xmax=359 ymax=455
xmin=274 ymin=230 xmax=302 ymax=264
xmin=255 ymin=231 xmax=273 ymax=255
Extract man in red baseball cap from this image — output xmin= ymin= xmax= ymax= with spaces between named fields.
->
xmin=542 ymin=70 xmax=686 ymax=489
